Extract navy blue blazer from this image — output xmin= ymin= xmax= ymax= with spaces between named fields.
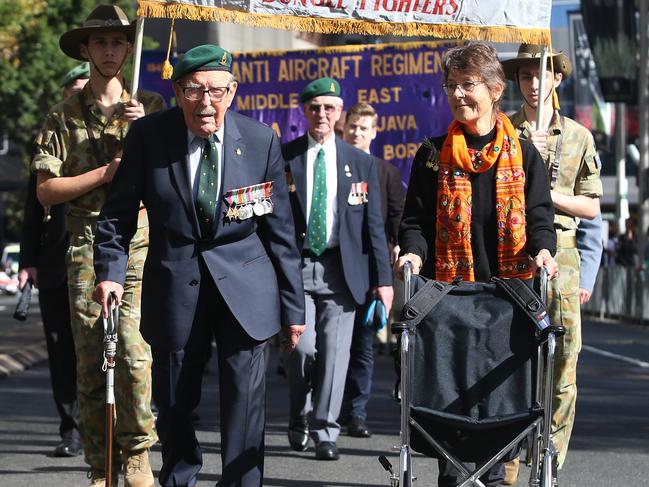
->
xmin=282 ymin=135 xmax=392 ymax=304
xmin=94 ymin=108 xmax=305 ymax=351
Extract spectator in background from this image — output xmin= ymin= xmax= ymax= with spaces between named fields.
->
xmin=16 ymin=62 xmax=90 ymax=459
xmin=339 ymin=102 xmax=404 ymax=438
xmin=616 ymin=217 xmax=638 ymax=267
xmin=604 ymin=221 xmax=618 ymax=267
xmin=644 ymin=226 xmax=649 ymax=268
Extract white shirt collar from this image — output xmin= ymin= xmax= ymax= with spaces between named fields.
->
xmin=188 ymin=125 xmax=225 ymax=147
xmin=307 ymin=132 xmax=336 ymax=152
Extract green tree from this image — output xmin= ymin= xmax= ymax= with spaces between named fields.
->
xmin=0 ymin=0 xmax=154 ymax=242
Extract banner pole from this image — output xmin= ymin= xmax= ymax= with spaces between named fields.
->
xmin=130 ymin=17 xmax=146 ymax=100
xmin=536 ymin=47 xmax=549 ymax=130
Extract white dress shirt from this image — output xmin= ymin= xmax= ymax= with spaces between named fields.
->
xmin=187 ymin=126 xmax=224 ymax=202
xmin=306 ymin=133 xmax=339 ymax=249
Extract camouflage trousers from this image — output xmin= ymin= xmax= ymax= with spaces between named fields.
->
xmin=66 ymin=221 xmax=157 ymax=470
xmin=546 ymin=245 xmax=581 ymax=469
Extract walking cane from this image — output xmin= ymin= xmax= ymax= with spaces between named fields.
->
xmin=102 ymin=293 xmax=119 ymax=486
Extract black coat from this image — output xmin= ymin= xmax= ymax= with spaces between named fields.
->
xmin=399 ymin=129 xmax=556 ymax=281
xmin=375 ymin=157 xmax=405 ymax=246
xmin=19 ymin=173 xmax=68 ymax=289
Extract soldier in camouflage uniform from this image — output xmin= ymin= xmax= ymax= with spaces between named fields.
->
xmin=502 ymin=45 xmax=603 ymax=478
xmin=32 ymin=5 xmax=165 ymax=487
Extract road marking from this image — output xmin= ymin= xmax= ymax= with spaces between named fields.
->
xmin=583 ymin=345 xmax=649 ymax=368
xmin=0 ymin=306 xmax=6 ymax=311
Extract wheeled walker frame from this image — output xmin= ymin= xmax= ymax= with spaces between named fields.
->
xmin=379 ymin=263 xmax=565 ymax=487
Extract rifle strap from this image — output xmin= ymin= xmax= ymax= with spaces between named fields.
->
xmin=549 ymin=115 xmax=565 ymax=189
xmin=77 ymin=91 xmax=106 ymax=167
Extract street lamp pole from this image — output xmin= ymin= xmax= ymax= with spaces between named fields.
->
xmin=638 ymin=0 xmax=648 ymax=269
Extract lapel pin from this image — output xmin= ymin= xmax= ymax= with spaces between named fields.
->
xmin=236 ymin=148 xmax=242 ymax=155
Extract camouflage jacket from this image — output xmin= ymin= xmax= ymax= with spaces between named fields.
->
xmin=510 ymin=109 xmax=603 ymax=232
xmin=32 ymin=83 xmax=165 ymax=220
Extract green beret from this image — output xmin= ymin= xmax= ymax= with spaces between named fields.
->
xmin=299 ymin=77 xmax=341 ymax=103
xmin=171 ymin=44 xmax=232 ymax=82
xmin=59 ymin=63 xmax=90 ymax=88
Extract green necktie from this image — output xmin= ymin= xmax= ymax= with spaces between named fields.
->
xmin=308 ymin=148 xmax=327 ymax=256
xmin=196 ymin=134 xmax=219 ymax=237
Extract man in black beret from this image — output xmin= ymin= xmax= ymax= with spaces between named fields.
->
xmin=282 ymin=77 xmax=393 ymax=460
xmin=93 ymin=44 xmax=305 ymax=487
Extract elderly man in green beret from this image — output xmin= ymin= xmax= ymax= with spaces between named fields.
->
xmin=282 ymin=77 xmax=393 ymax=460
xmin=93 ymin=43 xmax=305 ymax=487
xmin=33 ymin=4 xmax=165 ymax=486
xmin=501 ymin=44 xmax=602 ymax=484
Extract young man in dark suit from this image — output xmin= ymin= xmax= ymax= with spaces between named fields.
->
xmin=282 ymin=78 xmax=393 ymax=460
xmin=339 ymin=102 xmax=405 ymax=438
xmin=93 ymin=45 xmax=305 ymax=487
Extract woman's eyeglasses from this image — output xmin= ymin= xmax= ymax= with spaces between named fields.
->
xmin=442 ymin=81 xmax=484 ymax=95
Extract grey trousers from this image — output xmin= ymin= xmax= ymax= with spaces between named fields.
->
xmin=285 ymin=250 xmax=357 ymax=443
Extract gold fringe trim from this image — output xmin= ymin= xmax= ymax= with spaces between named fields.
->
xmin=161 ymin=18 xmax=175 ymax=79
xmin=137 ymin=0 xmax=550 ymax=44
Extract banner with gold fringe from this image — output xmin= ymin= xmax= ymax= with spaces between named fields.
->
xmin=137 ymin=0 xmax=552 ymax=44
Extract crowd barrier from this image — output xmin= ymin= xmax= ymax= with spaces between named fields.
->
xmin=582 ymin=266 xmax=649 ymax=323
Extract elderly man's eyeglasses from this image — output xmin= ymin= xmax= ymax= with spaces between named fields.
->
xmin=442 ymin=81 xmax=484 ymax=95
xmin=307 ymin=103 xmax=340 ymax=114
xmin=181 ymin=85 xmax=230 ymax=102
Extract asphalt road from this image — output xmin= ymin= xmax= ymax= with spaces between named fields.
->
xmin=0 ymin=292 xmax=647 ymax=486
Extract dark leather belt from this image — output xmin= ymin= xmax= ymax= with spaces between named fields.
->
xmin=302 ymin=247 xmax=339 ymax=258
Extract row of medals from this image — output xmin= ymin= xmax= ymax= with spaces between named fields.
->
xmin=226 ymin=198 xmax=273 ymax=221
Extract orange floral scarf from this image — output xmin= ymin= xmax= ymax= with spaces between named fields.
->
xmin=435 ymin=113 xmax=532 ymax=282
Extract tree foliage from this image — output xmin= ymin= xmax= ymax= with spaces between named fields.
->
xmin=0 ymin=0 xmax=140 ymax=154
xmin=0 ymin=1 xmax=154 ymax=242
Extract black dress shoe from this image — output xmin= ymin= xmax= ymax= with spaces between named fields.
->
xmin=315 ymin=441 xmax=339 ymax=460
xmin=347 ymin=417 xmax=372 ymax=438
xmin=54 ymin=437 xmax=82 ymax=457
xmin=287 ymin=416 xmax=309 ymax=452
